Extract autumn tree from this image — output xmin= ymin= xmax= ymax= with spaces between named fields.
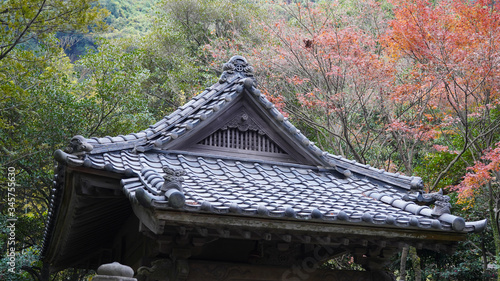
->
xmin=384 ymin=0 xmax=500 ymax=189
xmin=204 ymin=0 xmax=500 ymax=277
xmin=211 ymin=0 xmax=429 ymax=173
xmin=386 ymin=0 xmax=500 ymax=277
xmin=453 ymin=144 xmax=500 ymax=279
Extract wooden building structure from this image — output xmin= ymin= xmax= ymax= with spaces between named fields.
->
xmin=42 ymin=56 xmax=487 ymax=281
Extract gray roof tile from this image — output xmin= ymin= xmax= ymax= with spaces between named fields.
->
xmin=62 ymin=150 xmax=479 ymax=233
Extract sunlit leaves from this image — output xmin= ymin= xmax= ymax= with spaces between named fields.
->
xmin=75 ymin=39 xmax=153 ymax=136
xmin=0 ymin=0 xmax=109 ymax=61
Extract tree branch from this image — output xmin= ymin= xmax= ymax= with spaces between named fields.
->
xmin=0 ymin=0 xmax=47 ymax=61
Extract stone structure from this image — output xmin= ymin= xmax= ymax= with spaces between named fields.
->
xmin=93 ymin=262 xmax=136 ymax=281
xmin=42 ymin=56 xmax=486 ymax=280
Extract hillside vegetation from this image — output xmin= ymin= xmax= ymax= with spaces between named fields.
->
xmin=60 ymin=0 xmax=157 ymax=60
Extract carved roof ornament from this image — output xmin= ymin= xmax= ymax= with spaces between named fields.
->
xmin=221 ymin=112 xmax=264 ymax=134
xmin=404 ymin=189 xmax=451 ymax=216
xmin=65 ymin=135 xmax=93 ymax=155
xmin=218 ymin=55 xmax=255 ymax=85
xmin=431 ymin=191 xmax=451 ymax=216
xmin=162 ymin=167 xmax=186 ymax=193
xmin=160 ymin=166 xmax=186 ymax=209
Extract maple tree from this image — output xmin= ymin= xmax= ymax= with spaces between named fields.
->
xmin=226 ymin=0 xmax=436 ymax=176
xmin=455 ymin=143 xmax=500 ymax=210
xmin=384 ymin=0 xmax=500 ymax=189
xmin=453 ymin=142 xmax=500 ymax=277
xmin=386 ymin=0 xmax=500 ymax=277
xmin=228 ymin=0 xmax=407 ymax=169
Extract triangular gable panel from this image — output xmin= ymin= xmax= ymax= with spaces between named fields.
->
xmin=164 ymin=96 xmax=316 ymax=164
xmin=196 ymin=112 xmax=287 ymax=154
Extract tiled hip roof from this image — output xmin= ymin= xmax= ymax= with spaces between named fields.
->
xmin=72 ymin=150 xmax=479 ymax=233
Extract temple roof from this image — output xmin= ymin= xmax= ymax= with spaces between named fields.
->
xmin=90 ymin=150 xmax=475 ymax=231
xmin=42 ymin=56 xmax=486 ymax=268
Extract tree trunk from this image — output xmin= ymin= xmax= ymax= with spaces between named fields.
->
xmin=487 ymin=182 xmax=500 ymax=281
xmin=481 ymin=233 xmax=488 ymax=278
xmin=398 ymin=245 xmax=409 ymax=281
xmin=409 ymin=247 xmax=421 ymax=281
xmin=40 ymin=261 xmax=51 ymax=281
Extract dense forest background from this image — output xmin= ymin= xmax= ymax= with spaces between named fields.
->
xmin=1 ymin=0 xmax=500 ymax=280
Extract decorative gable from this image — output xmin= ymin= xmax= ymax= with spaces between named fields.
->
xmin=150 ymin=56 xmax=327 ymax=165
xmin=196 ymin=112 xmax=287 ymax=155
xmin=169 ymin=103 xmax=300 ymax=163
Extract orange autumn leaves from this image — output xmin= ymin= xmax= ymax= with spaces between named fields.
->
xmin=386 ymin=0 xmax=500 ymax=208
xmin=453 ymin=143 xmax=500 ymax=208
xmin=385 ymin=0 xmax=500 ymax=108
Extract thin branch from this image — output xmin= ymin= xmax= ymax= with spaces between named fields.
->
xmin=0 ymin=0 xmax=47 ymax=61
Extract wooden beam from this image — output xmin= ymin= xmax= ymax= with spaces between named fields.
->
xmin=131 ymin=202 xmax=165 ymax=235
xmin=153 ymin=210 xmax=467 ymax=242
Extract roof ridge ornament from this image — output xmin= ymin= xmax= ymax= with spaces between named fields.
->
xmin=218 ymin=55 xmax=256 ymax=85
xmin=65 ymin=135 xmax=93 ymax=155
xmin=404 ymin=189 xmax=451 ymax=216
xmin=430 ymin=190 xmax=451 ymax=216
xmin=161 ymin=166 xmax=186 ymax=209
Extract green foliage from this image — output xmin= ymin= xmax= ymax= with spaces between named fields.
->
xmin=100 ymin=0 xmax=157 ymax=38
xmin=417 ymin=236 xmax=496 ymax=281
xmin=0 ymin=0 xmax=109 ymax=61
xmin=125 ymin=0 xmax=261 ymax=116
xmin=138 ymin=27 xmax=213 ymax=114
xmin=0 ymin=212 xmax=43 ymax=281
xmin=55 ymin=0 xmax=157 ymax=61
xmin=0 ymin=243 xmax=40 ymax=281
xmin=1 ymin=20 xmax=153 ymax=281
xmin=74 ymin=39 xmax=154 ymax=136
xmin=414 ymin=151 xmax=469 ymax=191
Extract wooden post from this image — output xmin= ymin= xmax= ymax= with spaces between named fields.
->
xmin=398 ymin=246 xmax=409 ymax=281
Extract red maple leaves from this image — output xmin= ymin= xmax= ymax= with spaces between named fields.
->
xmin=453 ymin=143 xmax=500 ymax=208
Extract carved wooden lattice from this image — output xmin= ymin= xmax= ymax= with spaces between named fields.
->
xmin=198 ymin=128 xmax=285 ymax=154
xmin=198 ymin=113 xmax=286 ymax=154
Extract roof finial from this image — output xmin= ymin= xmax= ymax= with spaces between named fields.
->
xmin=161 ymin=166 xmax=186 ymax=208
xmin=218 ymin=55 xmax=256 ymax=85
xmin=65 ymin=135 xmax=93 ymax=155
